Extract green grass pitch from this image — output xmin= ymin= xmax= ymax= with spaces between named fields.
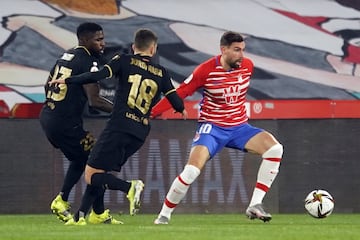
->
xmin=0 ymin=214 xmax=359 ymax=240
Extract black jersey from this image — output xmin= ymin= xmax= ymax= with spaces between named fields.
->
xmin=107 ymin=54 xmax=177 ymax=140
xmin=65 ymin=53 xmax=184 ymax=140
xmin=41 ymin=46 xmax=100 ymax=125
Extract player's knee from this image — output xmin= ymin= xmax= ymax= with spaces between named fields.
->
xmin=84 ymin=165 xmax=95 ymax=184
xmin=179 ymin=164 xmax=201 ymax=185
xmin=262 ymin=143 xmax=283 ymax=159
xmin=84 ymin=171 xmax=92 ymax=185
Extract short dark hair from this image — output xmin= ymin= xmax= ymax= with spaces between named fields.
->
xmin=220 ymin=31 xmax=244 ymax=46
xmin=76 ymin=22 xmax=103 ymax=39
xmin=134 ymin=28 xmax=158 ymax=51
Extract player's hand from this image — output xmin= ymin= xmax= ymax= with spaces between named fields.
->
xmin=181 ymin=109 xmax=188 ymax=120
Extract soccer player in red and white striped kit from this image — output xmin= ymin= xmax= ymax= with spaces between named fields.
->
xmin=152 ymin=31 xmax=283 ymax=224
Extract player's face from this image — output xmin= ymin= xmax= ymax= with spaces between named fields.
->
xmin=86 ymin=31 xmax=105 ymax=54
xmin=221 ymin=41 xmax=245 ymax=69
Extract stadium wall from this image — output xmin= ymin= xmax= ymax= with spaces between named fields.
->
xmin=0 ymin=118 xmax=359 ymax=214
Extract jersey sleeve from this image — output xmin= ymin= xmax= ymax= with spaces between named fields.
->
xmin=65 ymin=54 xmax=122 ymax=84
xmin=151 ymin=65 xmax=205 ymax=117
xmin=153 ymin=70 xmax=184 ymax=115
xmin=105 ymin=54 xmax=122 ymax=77
xmin=65 ymin=66 xmax=111 ymax=84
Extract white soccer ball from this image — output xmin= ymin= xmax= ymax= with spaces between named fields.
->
xmin=304 ymin=189 xmax=334 ymax=218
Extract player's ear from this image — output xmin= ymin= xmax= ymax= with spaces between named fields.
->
xmin=150 ymin=43 xmax=157 ymax=56
xmin=131 ymin=43 xmax=135 ymax=53
xmin=220 ymin=45 xmax=227 ymax=54
xmin=78 ymin=36 xmax=85 ymax=45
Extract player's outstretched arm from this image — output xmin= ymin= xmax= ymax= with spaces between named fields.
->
xmin=151 ymin=82 xmax=193 ymax=118
xmin=166 ymin=90 xmax=186 ymax=118
xmin=49 ymin=65 xmax=111 ymax=85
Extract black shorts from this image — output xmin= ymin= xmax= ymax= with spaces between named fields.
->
xmin=87 ymin=128 xmax=144 ymax=172
xmin=40 ymin=115 xmax=95 ymax=162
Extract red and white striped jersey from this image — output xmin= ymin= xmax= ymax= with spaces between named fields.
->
xmin=151 ymin=55 xmax=254 ymax=127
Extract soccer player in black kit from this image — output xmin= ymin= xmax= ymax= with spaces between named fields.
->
xmin=39 ymin=22 xmax=118 ymax=223
xmin=50 ymin=28 xmax=187 ymax=225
